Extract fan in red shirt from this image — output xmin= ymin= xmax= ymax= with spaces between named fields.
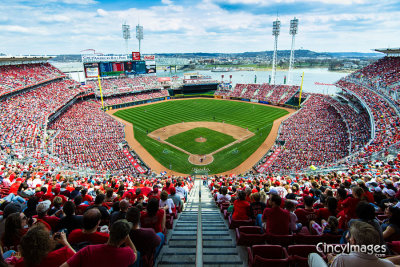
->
xmin=16 ymin=225 xmax=75 ymax=267
xmin=68 ymin=209 xmax=109 ymax=245
xmin=232 ymin=191 xmax=250 ymax=220
xmin=61 ymin=220 xmax=137 ymax=267
xmin=147 ymin=185 xmax=161 ymax=201
xmin=317 ymin=197 xmax=338 ymax=221
xmin=140 ymin=198 xmax=166 ymax=234
xmin=295 ymin=196 xmax=318 ymax=226
xmin=338 ymin=186 xmax=364 ymax=229
xmin=262 ymin=194 xmax=290 ymax=235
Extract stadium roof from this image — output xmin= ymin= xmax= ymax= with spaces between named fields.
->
xmin=0 ymin=56 xmax=54 ymax=63
xmin=374 ymin=48 xmax=400 ymax=55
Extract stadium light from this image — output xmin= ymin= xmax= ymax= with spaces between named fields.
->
xmin=136 ymin=24 xmax=144 ymax=55
xmin=288 ymin=18 xmax=299 ymax=85
xmin=122 ymin=23 xmax=131 ymax=55
xmin=271 ymin=19 xmax=281 ymax=85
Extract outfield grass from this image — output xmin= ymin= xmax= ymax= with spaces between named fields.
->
xmin=114 ymin=99 xmax=288 ymax=174
xmin=166 ymin=127 xmax=236 ymax=155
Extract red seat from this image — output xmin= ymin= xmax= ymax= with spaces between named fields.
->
xmin=294 ymin=234 xmax=341 ymax=245
xmin=288 ymin=245 xmax=326 ymax=267
xmin=266 ymin=234 xmax=294 ymax=247
xmin=248 ymin=245 xmax=289 ymax=267
xmin=228 ymin=217 xmax=254 ymax=229
xmin=235 ymin=226 xmax=265 ymax=247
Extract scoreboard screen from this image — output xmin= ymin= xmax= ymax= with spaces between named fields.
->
xmin=134 ymin=61 xmax=146 ymax=74
xmin=84 ymin=63 xmax=99 ymax=78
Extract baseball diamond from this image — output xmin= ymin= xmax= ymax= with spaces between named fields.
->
xmin=110 ymin=98 xmax=291 ymax=174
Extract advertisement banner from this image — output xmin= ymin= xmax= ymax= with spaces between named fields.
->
xmin=257 ymin=148 xmax=281 ymax=173
xmin=123 ymin=149 xmax=146 ymax=174
xmin=142 ymin=55 xmax=155 ymax=60
xmin=132 ymin=52 xmax=141 ymax=61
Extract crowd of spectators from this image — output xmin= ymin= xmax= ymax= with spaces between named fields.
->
xmin=0 ymin=79 xmax=84 ymax=154
xmin=49 ymin=100 xmax=146 ymax=174
xmin=101 ymin=90 xmax=169 ymax=106
xmin=259 ymin=94 xmax=350 ymax=174
xmin=210 ymin=160 xmax=400 ymax=265
xmin=336 ymin=79 xmax=400 ymax=155
xmin=215 ymin=83 xmax=299 ymax=104
xmin=0 ymin=63 xmax=65 ymax=96
xmin=352 ymin=57 xmax=400 ymax=91
xmin=327 ymin=95 xmax=371 ymax=153
xmin=86 ymin=77 xmax=162 ymax=97
xmin=0 ymin=159 xmax=193 ymax=266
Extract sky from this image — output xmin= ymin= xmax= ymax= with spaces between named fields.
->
xmin=0 ymin=0 xmax=399 ymax=55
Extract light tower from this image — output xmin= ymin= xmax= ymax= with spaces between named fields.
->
xmin=136 ymin=24 xmax=144 ymax=56
xmin=122 ymin=23 xmax=131 ymax=55
xmin=288 ymin=18 xmax=299 ymax=85
xmin=271 ymin=18 xmax=281 ymax=85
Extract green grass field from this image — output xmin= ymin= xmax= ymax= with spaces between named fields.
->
xmin=114 ymin=99 xmax=288 ymax=174
xmin=166 ymin=127 xmax=236 ymax=155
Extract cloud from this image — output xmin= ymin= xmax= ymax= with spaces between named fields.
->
xmin=0 ymin=0 xmax=399 ymax=54
xmin=215 ymin=0 xmax=368 ymax=5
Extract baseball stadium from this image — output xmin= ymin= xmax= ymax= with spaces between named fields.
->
xmin=1 ymin=2 xmax=400 ymax=267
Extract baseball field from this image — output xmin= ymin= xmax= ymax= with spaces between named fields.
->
xmin=113 ymin=99 xmax=289 ymax=174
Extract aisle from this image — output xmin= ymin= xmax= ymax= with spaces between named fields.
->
xmin=157 ymin=179 xmax=244 ymax=267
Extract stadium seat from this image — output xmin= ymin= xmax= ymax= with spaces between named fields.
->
xmin=265 ymin=234 xmax=294 ymax=247
xmin=288 ymin=245 xmax=326 ymax=267
xmin=235 ymin=226 xmax=265 ymax=247
xmin=247 ymin=245 xmax=289 ymax=267
xmin=228 ymin=217 xmax=254 ymax=229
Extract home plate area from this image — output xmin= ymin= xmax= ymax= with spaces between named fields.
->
xmin=147 ymin=121 xmax=254 ymax=165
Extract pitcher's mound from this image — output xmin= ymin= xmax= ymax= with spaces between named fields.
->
xmin=195 ymin=137 xmax=207 ymax=143
xmin=188 ymin=154 xmax=214 ymax=165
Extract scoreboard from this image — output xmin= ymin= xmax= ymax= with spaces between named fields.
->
xmin=83 ymin=54 xmax=156 ymax=79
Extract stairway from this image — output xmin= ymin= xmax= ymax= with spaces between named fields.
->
xmin=157 ymin=179 xmax=245 ymax=267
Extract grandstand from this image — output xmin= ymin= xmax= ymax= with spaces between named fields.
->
xmin=215 ymin=83 xmax=300 ymax=105
xmin=0 ymin=51 xmax=400 ymax=267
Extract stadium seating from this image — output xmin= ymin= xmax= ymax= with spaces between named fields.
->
xmin=86 ymin=76 xmax=162 ymax=96
xmin=257 ymin=94 xmax=349 ymax=174
xmin=336 ymin=79 xmax=400 ymax=155
xmin=49 ymin=100 xmax=147 ymax=174
xmin=215 ymin=83 xmax=299 ymax=104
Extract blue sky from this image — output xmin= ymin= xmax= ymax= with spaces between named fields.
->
xmin=0 ymin=0 xmax=399 ymax=55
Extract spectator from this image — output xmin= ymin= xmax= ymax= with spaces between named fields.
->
xmin=68 ymin=209 xmax=109 ymax=245
xmin=1 ymin=212 xmax=28 ymax=252
xmin=295 ymin=196 xmax=318 ymax=226
xmin=285 ymin=200 xmax=301 ymax=233
xmin=0 ymin=203 xmax=22 ymax=238
xmin=262 ymin=194 xmax=290 ymax=235
xmin=110 ymin=200 xmax=129 ymax=225
xmin=216 ymin=187 xmax=231 ymax=203
xmin=249 ymin=192 xmax=266 ymax=220
xmin=159 ymin=191 xmax=174 ymax=214
xmin=55 ymin=201 xmax=83 ymax=233
xmin=86 ymin=194 xmax=110 ymax=222
xmin=126 ymin=207 xmax=163 ymax=267
xmin=309 ymin=221 xmax=394 ymax=267
xmin=34 ymin=200 xmax=60 ymax=231
xmin=231 ymin=191 xmax=250 ymax=221
xmin=382 ymin=206 xmax=400 ymax=241
xmin=140 ymin=198 xmax=166 ymax=234
xmin=168 ymin=187 xmax=182 ymax=210
xmin=16 ymin=224 xmax=75 ymax=267
xmin=61 ymin=219 xmax=137 ymax=267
